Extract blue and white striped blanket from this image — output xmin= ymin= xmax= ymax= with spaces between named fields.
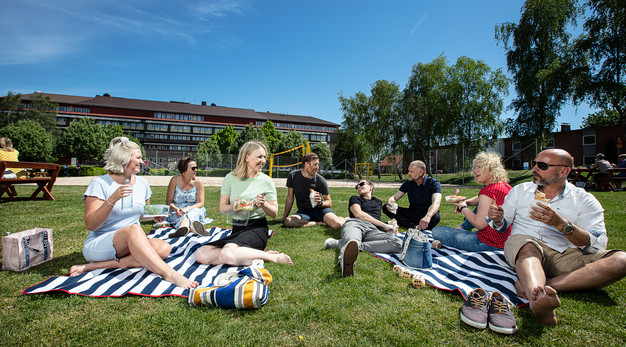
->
xmin=370 ymin=230 xmax=528 ymax=307
xmin=23 ymin=227 xmax=265 ymax=298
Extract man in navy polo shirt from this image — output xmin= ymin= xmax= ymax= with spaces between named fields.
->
xmin=383 ymin=160 xmax=442 ymax=230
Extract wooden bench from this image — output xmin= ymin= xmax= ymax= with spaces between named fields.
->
xmin=608 ymin=168 xmax=626 ymax=191
xmin=0 ymin=161 xmax=60 ymax=202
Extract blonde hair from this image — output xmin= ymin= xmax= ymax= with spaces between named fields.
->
xmin=103 ymin=137 xmax=140 ymax=174
xmin=0 ymin=137 xmax=15 ymax=151
xmin=232 ymin=141 xmax=267 ymax=179
xmin=473 ymin=151 xmax=508 ymax=184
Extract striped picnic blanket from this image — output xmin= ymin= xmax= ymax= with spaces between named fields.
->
xmin=370 ymin=230 xmax=528 ymax=307
xmin=22 ymin=227 xmax=268 ymax=298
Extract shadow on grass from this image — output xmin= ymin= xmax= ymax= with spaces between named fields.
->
xmin=562 ymin=289 xmax=618 ymax=307
xmin=15 ymin=252 xmax=84 ymax=278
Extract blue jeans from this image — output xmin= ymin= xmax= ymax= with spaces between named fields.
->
xmin=431 ymin=226 xmax=500 ymax=252
xmin=459 ymin=206 xmax=478 ymax=231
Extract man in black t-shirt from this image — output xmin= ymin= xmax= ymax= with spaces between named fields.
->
xmin=325 ymin=179 xmax=401 ymax=277
xmin=383 ymin=160 xmax=442 ymax=230
xmin=278 ymin=152 xmax=344 ymax=229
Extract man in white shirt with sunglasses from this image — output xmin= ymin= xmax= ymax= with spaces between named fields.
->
xmin=488 ymin=148 xmax=626 ymax=326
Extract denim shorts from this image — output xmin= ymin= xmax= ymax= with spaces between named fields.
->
xmin=295 ymin=207 xmax=334 ymax=222
xmin=83 ymin=231 xmax=118 ymax=262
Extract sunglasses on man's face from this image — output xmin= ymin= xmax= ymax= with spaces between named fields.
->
xmin=190 ymin=166 xmax=198 ymax=171
xmin=355 ymin=182 xmax=367 ymax=189
xmin=532 ymin=161 xmax=568 ymax=171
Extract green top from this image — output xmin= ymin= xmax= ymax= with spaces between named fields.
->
xmin=221 ymin=172 xmax=277 ymax=221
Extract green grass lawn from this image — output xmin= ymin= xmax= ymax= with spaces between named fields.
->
xmin=1 ymin=184 xmax=625 ymax=346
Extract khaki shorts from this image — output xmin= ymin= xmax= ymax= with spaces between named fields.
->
xmin=503 ymin=234 xmax=617 ymax=278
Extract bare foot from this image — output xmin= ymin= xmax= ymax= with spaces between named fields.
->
xmin=515 ymin=280 xmax=528 ymax=299
xmin=273 ymin=253 xmax=294 ymax=265
xmin=163 ymin=270 xmax=199 ymax=289
xmin=315 ymin=222 xmax=328 ymax=226
xmin=530 ymin=285 xmax=561 ymax=326
xmin=69 ymin=264 xmax=87 ymax=276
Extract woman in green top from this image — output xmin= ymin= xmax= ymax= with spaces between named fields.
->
xmin=195 ymin=141 xmax=293 ymax=266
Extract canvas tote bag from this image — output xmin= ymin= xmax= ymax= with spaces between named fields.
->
xmin=2 ymin=228 xmax=53 ymax=271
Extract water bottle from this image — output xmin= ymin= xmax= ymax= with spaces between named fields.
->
xmin=121 ymin=178 xmax=133 ymax=211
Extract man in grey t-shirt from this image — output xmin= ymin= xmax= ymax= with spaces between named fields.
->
xmin=278 ymin=152 xmax=344 ymax=229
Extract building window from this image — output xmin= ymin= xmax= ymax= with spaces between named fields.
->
xmin=513 ymin=141 xmax=521 ymax=151
xmin=147 ymin=123 xmax=169 ymax=132
xmin=583 ymin=135 xmax=595 ymax=145
xmin=584 ymin=156 xmax=596 ymax=165
xmin=193 ymin=126 xmax=212 ymax=134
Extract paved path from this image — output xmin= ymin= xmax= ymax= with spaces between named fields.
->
xmin=54 ymin=175 xmax=405 ymax=188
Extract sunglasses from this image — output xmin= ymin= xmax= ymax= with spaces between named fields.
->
xmin=190 ymin=166 xmax=198 ymax=171
xmin=532 ymin=161 xmax=568 ymax=171
xmin=355 ymin=182 xmax=368 ymax=189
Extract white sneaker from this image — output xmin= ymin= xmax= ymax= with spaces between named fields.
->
xmin=324 ymin=238 xmax=339 ymax=249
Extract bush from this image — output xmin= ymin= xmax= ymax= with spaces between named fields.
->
xmin=79 ymin=165 xmax=106 ymax=176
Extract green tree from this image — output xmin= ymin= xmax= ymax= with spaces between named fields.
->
xmin=196 ymin=137 xmax=221 ymax=167
xmin=401 ymin=55 xmax=452 ymax=173
xmin=102 ymin=124 xmax=124 ymax=143
xmin=573 ymin=0 xmax=626 ymax=139
xmin=496 ymin=0 xmax=579 ymax=140
xmin=0 ymin=120 xmax=55 ymax=162
xmin=581 ymin=109 xmax=620 ymax=128
xmin=229 ymin=123 xmax=269 ymax=154
xmin=275 ymin=131 xmax=306 ymax=159
xmin=55 ymin=118 xmax=107 ymax=164
xmin=338 ymin=91 xmax=372 ymax=165
xmin=311 ymin=142 xmax=331 ymax=166
xmin=0 ymin=91 xmax=23 ymax=129
xmin=331 ymin=131 xmax=368 ymax=167
xmin=368 ymin=80 xmax=402 ymax=179
xmin=447 ymin=56 xmax=508 ymax=160
xmin=24 ymin=94 xmax=58 ymax=132
xmin=212 ymin=125 xmax=238 ymax=154
xmin=262 ymin=121 xmax=282 ymax=153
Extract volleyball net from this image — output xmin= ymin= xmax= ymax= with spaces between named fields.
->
xmin=268 ymin=141 xmax=310 ymax=178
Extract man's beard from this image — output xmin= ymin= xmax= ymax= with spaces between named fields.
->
xmin=533 ymin=171 xmax=560 ymax=186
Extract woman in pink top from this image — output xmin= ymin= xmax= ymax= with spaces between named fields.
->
xmin=432 ymin=151 xmax=512 ymax=251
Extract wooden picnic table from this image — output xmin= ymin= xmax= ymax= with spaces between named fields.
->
xmin=570 ymin=167 xmax=626 ymax=191
xmin=0 ymin=161 xmax=60 ymax=201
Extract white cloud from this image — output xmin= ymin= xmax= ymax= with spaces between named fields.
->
xmin=0 ymin=0 xmax=252 ymax=65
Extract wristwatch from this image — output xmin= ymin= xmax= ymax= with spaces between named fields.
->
xmin=562 ymin=220 xmax=574 ymax=235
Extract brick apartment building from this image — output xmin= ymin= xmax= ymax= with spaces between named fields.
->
xmin=17 ymin=92 xmax=339 ymax=166
xmin=411 ymin=123 xmax=624 ymax=173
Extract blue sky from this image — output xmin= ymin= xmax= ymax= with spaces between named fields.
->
xmin=0 ymin=0 xmax=593 ymax=130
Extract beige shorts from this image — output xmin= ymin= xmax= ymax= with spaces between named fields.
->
xmin=503 ymin=234 xmax=617 ymax=278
